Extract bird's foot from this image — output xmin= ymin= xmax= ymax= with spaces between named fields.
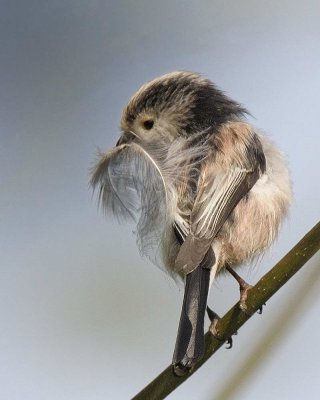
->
xmin=226 ymin=265 xmax=253 ymax=315
xmin=207 ymin=306 xmax=236 ymax=349
xmin=239 ymin=281 xmax=253 ymax=315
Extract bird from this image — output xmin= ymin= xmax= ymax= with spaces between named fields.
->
xmin=90 ymin=71 xmax=292 ymax=375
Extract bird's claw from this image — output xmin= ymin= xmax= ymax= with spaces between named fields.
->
xmin=257 ymin=303 xmax=266 ymax=314
xmin=225 ymin=337 xmax=233 ymax=349
xmin=225 ymin=328 xmax=239 ymax=349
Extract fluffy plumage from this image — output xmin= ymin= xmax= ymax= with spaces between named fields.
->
xmin=91 ymin=71 xmax=292 ymax=371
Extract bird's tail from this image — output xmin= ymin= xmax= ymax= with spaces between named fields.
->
xmin=172 ymin=247 xmax=215 ymax=375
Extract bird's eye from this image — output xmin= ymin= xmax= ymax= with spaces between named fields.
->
xmin=143 ymin=119 xmax=154 ymax=130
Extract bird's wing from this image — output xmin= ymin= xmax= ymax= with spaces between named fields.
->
xmin=175 ymin=122 xmax=265 ymax=274
xmin=91 ymin=142 xmax=171 ymax=270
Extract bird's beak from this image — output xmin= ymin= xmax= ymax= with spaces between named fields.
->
xmin=116 ymin=131 xmax=137 ymax=146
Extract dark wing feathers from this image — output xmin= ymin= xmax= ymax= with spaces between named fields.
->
xmin=175 ymin=122 xmax=264 ymax=274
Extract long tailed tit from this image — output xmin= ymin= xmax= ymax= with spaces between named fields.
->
xmin=91 ymin=71 xmax=292 ymax=374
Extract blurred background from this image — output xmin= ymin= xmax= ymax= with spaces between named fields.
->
xmin=1 ymin=1 xmax=320 ymax=399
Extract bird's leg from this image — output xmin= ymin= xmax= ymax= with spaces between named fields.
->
xmin=206 ymin=305 xmax=220 ymax=326
xmin=226 ymin=264 xmax=253 ymax=314
xmin=207 ymin=306 xmax=237 ymax=349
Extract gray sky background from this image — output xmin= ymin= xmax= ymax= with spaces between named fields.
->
xmin=1 ymin=1 xmax=320 ymax=399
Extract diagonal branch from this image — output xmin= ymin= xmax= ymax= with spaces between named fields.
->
xmin=132 ymin=221 xmax=320 ymax=400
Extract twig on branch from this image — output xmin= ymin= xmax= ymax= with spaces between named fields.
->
xmin=132 ymin=221 xmax=320 ymax=400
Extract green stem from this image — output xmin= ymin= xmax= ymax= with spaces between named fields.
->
xmin=132 ymin=221 xmax=320 ymax=400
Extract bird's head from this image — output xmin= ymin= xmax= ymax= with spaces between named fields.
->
xmin=118 ymin=71 xmax=247 ymax=145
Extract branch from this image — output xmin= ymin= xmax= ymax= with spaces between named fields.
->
xmin=132 ymin=221 xmax=320 ymax=400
